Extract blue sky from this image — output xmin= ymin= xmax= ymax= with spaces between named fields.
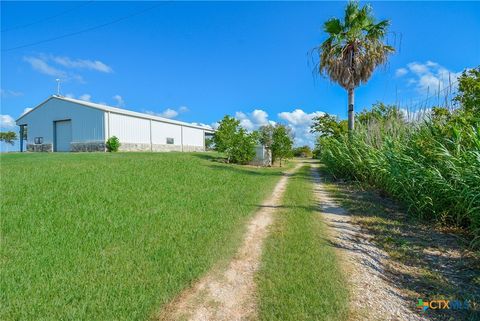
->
xmin=1 ymin=1 xmax=479 ymax=149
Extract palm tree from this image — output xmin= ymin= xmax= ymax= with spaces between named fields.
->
xmin=314 ymin=1 xmax=394 ymax=131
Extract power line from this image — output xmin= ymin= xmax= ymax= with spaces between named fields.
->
xmin=2 ymin=3 xmax=161 ymax=52
xmin=1 ymin=1 xmax=95 ymax=33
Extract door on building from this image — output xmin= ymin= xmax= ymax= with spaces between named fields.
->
xmin=54 ymin=120 xmax=72 ymax=152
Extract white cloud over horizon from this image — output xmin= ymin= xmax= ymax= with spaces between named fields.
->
xmin=23 ymin=54 xmax=112 ymax=83
xmin=397 ymin=61 xmax=462 ymax=94
xmin=233 ymin=108 xmax=324 ymax=147
xmin=0 ymin=114 xmax=16 ymax=129
xmin=395 ymin=68 xmax=408 ymax=77
xmin=52 ymin=56 xmax=113 ymax=73
xmin=112 ymin=95 xmax=125 ymax=107
xmin=79 ymin=94 xmax=92 ymax=102
xmin=24 ymin=56 xmax=66 ymax=78
xmin=145 ymin=105 xmax=189 ymax=119
xmin=1 ymin=89 xmax=23 ymax=98
xmin=235 ymin=109 xmax=275 ymax=131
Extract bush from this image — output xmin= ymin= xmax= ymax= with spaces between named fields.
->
xmin=213 ymin=116 xmax=256 ymax=164
xmin=293 ymin=145 xmax=313 ymax=158
xmin=230 ymin=128 xmax=257 ymax=164
xmin=106 ymin=136 xmax=121 ymax=152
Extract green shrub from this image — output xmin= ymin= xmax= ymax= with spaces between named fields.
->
xmin=213 ymin=116 xmax=256 ymax=164
xmin=106 ymin=136 xmax=121 ymax=152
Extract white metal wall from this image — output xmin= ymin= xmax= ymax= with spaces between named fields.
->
xmin=151 ymin=121 xmax=182 ymax=145
xmin=106 ymin=112 xmax=205 ymax=148
xmin=108 ymin=113 xmax=150 ymax=144
xmin=17 ymin=99 xmax=105 ymax=145
xmin=182 ymin=126 xmax=205 ymax=147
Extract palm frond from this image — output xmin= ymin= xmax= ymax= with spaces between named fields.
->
xmin=314 ymin=1 xmax=394 ymax=90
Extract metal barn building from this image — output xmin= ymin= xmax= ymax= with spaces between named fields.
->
xmin=16 ymin=95 xmax=214 ymax=152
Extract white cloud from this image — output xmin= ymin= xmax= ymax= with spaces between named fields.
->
xmin=407 ymin=62 xmax=429 ymax=74
xmin=21 ymin=107 xmax=33 ymax=116
xmin=190 ymin=122 xmax=213 ymax=129
xmin=0 ymin=114 xmax=15 ymax=129
xmin=235 ymin=111 xmax=255 ymax=131
xmin=400 ymin=108 xmax=432 ymax=123
xmin=145 ymin=105 xmax=189 ymax=119
xmin=232 ymin=108 xmax=324 ymax=147
xmin=0 ymin=89 xmax=23 ymax=98
xmin=278 ymin=109 xmax=324 ymax=126
xmin=79 ymin=94 xmax=91 ymax=102
xmin=24 ymin=56 xmax=65 ymax=78
xmin=23 ymin=54 xmax=111 ymax=83
xmin=278 ymin=109 xmax=325 ymax=147
xmin=146 ymin=108 xmax=178 ymax=119
xmin=395 ymin=68 xmax=408 ymax=77
xmin=112 ymin=94 xmax=125 ymax=107
xmin=401 ymin=61 xmax=462 ymax=94
xmin=160 ymin=108 xmax=178 ymax=118
xmin=52 ymin=56 xmax=113 ymax=73
xmin=235 ymin=109 xmax=273 ymax=131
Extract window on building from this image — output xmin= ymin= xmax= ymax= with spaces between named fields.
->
xmin=166 ymin=137 xmax=174 ymax=144
xmin=34 ymin=137 xmax=43 ymax=144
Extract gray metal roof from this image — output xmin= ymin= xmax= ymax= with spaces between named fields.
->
xmin=16 ymin=95 xmax=215 ymax=132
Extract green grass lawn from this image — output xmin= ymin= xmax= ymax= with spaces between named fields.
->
xmin=0 ymin=152 xmax=285 ymax=321
xmin=256 ymin=165 xmax=349 ymax=321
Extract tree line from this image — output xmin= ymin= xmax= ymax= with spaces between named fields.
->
xmin=211 ymin=116 xmax=294 ymax=166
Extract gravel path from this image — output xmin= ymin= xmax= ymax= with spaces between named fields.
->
xmin=157 ymin=164 xmax=301 ymax=321
xmin=311 ymin=165 xmax=426 ymax=321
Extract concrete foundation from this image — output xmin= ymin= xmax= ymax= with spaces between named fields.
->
xmin=119 ymin=143 xmax=204 ymax=152
xmin=27 ymin=144 xmax=53 ymax=152
xmin=71 ymin=142 xmax=106 ymax=152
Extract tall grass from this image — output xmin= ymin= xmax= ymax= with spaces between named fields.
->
xmin=319 ymin=111 xmax=480 ymax=247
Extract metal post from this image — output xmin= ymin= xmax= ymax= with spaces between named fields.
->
xmin=19 ymin=125 xmax=24 ymax=152
xmin=181 ymin=126 xmax=184 ymax=152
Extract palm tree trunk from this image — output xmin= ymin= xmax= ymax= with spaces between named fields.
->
xmin=348 ymin=87 xmax=355 ymax=131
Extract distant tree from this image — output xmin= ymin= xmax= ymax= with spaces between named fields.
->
xmin=271 ymin=124 xmax=293 ymax=166
xmin=293 ymin=145 xmax=313 ymax=158
xmin=357 ymin=102 xmax=404 ymax=125
xmin=454 ymin=66 xmax=480 ymax=114
xmin=310 ymin=114 xmax=347 ymax=138
xmin=213 ymin=116 xmax=256 ymax=164
xmin=313 ymin=1 xmax=394 ymax=132
xmin=0 ymin=131 xmax=17 ymax=145
xmin=257 ymin=125 xmax=274 ymax=149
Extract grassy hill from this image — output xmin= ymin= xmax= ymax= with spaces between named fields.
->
xmin=0 ymin=152 xmax=285 ymax=321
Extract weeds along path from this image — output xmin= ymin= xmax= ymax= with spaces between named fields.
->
xmin=157 ymin=163 xmax=302 ymax=321
xmin=311 ymin=164 xmax=426 ymax=321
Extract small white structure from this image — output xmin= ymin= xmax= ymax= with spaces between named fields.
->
xmin=250 ymin=145 xmax=272 ymax=167
xmin=16 ymin=95 xmax=214 ymax=152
